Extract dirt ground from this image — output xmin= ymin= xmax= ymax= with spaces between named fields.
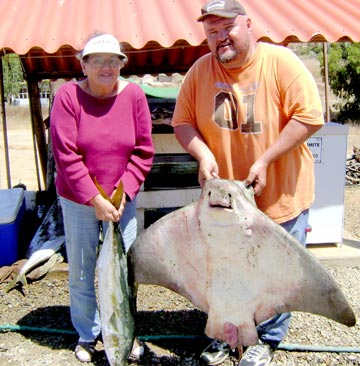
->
xmin=0 ymin=263 xmax=359 ymax=366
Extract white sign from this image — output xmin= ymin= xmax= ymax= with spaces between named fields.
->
xmin=306 ymin=137 xmax=322 ymax=163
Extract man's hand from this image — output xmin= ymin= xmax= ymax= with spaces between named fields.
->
xmin=245 ymin=159 xmax=268 ymax=196
xmin=198 ymin=156 xmax=219 ymax=187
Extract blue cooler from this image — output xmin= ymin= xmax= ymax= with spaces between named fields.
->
xmin=0 ymin=188 xmax=26 ymax=266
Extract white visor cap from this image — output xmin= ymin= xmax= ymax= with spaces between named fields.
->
xmin=82 ymin=34 xmax=127 ymax=61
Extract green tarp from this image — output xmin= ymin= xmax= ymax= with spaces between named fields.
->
xmin=120 ymin=77 xmax=179 ymax=99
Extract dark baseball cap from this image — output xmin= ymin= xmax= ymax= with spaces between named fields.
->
xmin=197 ymin=0 xmax=247 ymax=22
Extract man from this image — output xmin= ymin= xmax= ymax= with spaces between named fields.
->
xmin=171 ymin=0 xmax=324 ymax=365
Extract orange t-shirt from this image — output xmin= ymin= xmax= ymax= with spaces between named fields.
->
xmin=172 ymin=43 xmax=324 ymax=223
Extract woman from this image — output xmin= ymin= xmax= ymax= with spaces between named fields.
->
xmin=50 ymin=33 xmax=154 ymax=362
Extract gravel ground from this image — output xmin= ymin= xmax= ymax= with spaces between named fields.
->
xmin=0 ymin=184 xmax=360 ymax=366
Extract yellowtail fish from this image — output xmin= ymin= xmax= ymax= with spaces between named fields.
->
xmin=97 ymin=180 xmax=135 ymax=366
xmin=5 ymin=237 xmax=64 ymax=292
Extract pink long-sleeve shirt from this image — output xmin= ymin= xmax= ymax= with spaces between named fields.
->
xmin=50 ymin=81 xmax=154 ymax=205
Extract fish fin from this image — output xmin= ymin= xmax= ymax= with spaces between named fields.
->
xmin=94 ymin=176 xmax=111 ymax=201
xmin=111 ymin=181 xmax=124 ymax=210
xmin=114 ymin=223 xmax=127 ymax=255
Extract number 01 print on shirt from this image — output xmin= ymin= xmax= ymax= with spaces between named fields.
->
xmin=214 ymin=91 xmax=262 ymax=134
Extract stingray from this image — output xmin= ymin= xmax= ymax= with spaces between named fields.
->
xmin=129 ymin=178 xmax=356 ymax=349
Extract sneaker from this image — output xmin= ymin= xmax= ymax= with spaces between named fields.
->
xmin=75 ymin=341 xmax=95 ymax=363
xmin=129 ymin=337 xmax=145 ymax=361
xmin=200 ymin=339 xmax=230 ymax=365
xmin=238 ymin=341 xmax=273 ymax=366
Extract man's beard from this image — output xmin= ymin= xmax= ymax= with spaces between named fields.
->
xmin=217 ymin=49 xmax=237 ymax=64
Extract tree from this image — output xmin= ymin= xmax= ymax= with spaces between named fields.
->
xmin=1 ymin=53 xmax=24 ymax=104
xmin=326 ymin=42 xmax=360 ymax=124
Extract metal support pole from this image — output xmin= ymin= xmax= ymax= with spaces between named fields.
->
xmin=27 ymin=77 xmax=46 ymax=191
xmin=0 ymin=56 xmax=12 ymax=188
xmin=323 ymin=42 xmax=331 ymax=122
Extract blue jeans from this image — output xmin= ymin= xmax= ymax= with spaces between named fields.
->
xmin=59 ymin=196 xmax=137 ymax=342
xmin=256 ymin=209 xmax=309 ymax=349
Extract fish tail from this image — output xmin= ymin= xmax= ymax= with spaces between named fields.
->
xmin=4 ymin=278 xmax=18 ymax=293
xmin=4 ymin=272 xmax=27 ymax=292
xmin=19 ymin=274 xmax=28 ymax=287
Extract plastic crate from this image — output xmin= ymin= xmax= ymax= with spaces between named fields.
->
xmin=0 ymin=188 xmax=26 ymax=266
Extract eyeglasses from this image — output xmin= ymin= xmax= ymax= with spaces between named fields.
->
xmin=86 ymin=57 xmax=122 ymax=68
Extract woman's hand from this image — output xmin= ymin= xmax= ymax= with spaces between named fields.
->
xmin=91 ymin=194 xmax=120 ymax=222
